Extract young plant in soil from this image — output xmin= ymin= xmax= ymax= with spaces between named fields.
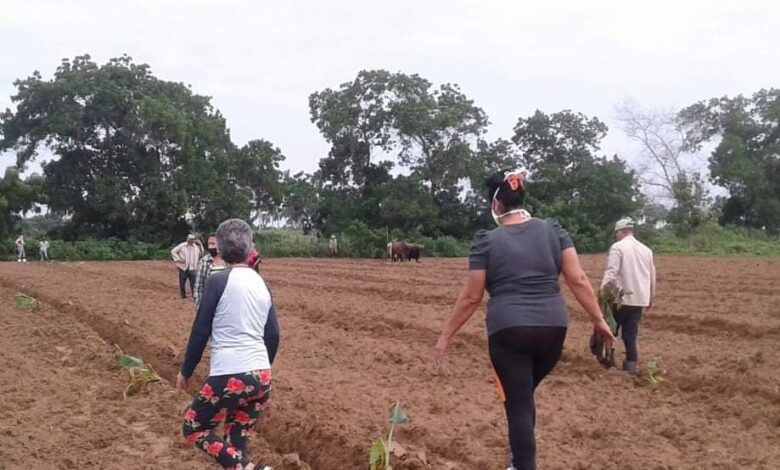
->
xmin=15 ymin=292 xmax=40 ymax=311
xmin=642 ymin=360 xmax=665 ymax=388
xmin=114 ymin=347 xmax=162 ymax=399
xmin=370 ymin=400 xmax=408 ymax=470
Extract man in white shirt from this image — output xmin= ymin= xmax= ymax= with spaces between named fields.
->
xmin=328 ymin=235 xmax=338 ymax=256
xmin=602 ymin=218 xmax=656 ymax=374
xmin=171 ymin=234 xmax=203 ymax=300
xmin=39 ymin=239 xmax=50 ymax=261
xmin=15 ymin=235 xmax=26 ymax=263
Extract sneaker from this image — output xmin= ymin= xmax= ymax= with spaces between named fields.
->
xmin=623 ymin=360 xmax=637 ymax=375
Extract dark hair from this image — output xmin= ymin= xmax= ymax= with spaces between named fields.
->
xmin=486 ymin=170 xmax=525 ymax=209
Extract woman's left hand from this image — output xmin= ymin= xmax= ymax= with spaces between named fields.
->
xmin=593 ymin=319 xmax=616 ymax=349
xmin=433 ymin=335 xmax=449 ymax=364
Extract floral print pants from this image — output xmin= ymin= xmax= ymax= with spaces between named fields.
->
xmin=183 ymin=369 xmax=272 ymax=469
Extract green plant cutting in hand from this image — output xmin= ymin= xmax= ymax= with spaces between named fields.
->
xmin=370 ymin=401 xmax=408 ymax=470
xmin=114 ymin=348 xmax=162 ymax=399
xmin=590 ymin=282 xmax=630 ymax=368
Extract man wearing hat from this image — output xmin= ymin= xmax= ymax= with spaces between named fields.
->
xmin=601 ymin=218 xmax=656 ymax=374
xmin=171 ymin=234 xmax=203 ymax=300
xmin=328 ymin=234 xmax=338 ymax=256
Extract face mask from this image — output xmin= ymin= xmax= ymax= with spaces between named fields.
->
xmin=491 ymin=178 xmax=531 ymax=226
xmin=208 ymin=248 xmax=218 ymax=257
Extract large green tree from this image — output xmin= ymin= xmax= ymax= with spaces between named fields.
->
xmin=0 ymin=55 xmax=282 ymax=243
xmin=309 ymin=70 xmax=399 ymax=189
xmin=280 ymin=171 xmax=319 ymax=229
xmin=0 ymin=166 xmax=44 ymax=238
xmin=308 ymin=70 xmax=488 ymax=238
xmin=236 ymin=139 xmax=286 ymax=227
xmin=512 ymin=110 xmax=643 ymax=251
xmin=679 ymin=89 xmax=780 ymax=233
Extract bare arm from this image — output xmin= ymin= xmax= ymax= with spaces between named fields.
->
xmin=562 ymin=248 xmax=603 ymax=321
xmin=435 ymin=270 xmax=486 ymax=360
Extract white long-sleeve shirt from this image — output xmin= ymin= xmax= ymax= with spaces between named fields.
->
xmin=601 ymin=235 xmax=656 ymax=307
xmin=171 ymin=242 xmax=202 ymax=271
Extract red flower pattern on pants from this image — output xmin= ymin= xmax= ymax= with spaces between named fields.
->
xmin=259 ymin=370 xmax=271 ymax=385
xmin=207 ymin=441 xmax=224 ymax=456
xmin=225 ymin=377 xmax=245 ymax=394
xmin=182 ymin=370 xmax=271 ymax=470
xmin=234 ymin=410 xmax=251 ymax=425
xmin=213 ymin=408 xmax=228 ymax=423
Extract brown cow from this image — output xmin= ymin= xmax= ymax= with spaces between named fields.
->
xmin=387 ymin=241 xmax=424 ymax=262
xmin=387 ymin=241 xmax=408 ymax=262
xmin=407 ymin=243 xmax=424 ymax=262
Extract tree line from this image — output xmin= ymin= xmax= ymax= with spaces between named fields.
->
xmin=1 ymin=55 xmax=778 ymax=253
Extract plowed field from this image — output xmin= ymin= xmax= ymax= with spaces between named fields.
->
xmin=0 ymin=256 xmax=778 ymax=469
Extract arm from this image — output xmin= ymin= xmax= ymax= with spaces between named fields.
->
xmin=264 ymin=303 xmax=280 ymax=365
xmin=434 ymin=270 xmax=486 ymax=360
xmin=179 ymin=274 xmax=224 ymax=380
xmin=601 ymin=244 xmax=622 ymax=288
xmin=562 ymin=247 xmax=605 ymax=322
xmin=171 ymin=243 xmax=182 ymax=262
xmin=193 ymin=259 xmax=209 ymax=307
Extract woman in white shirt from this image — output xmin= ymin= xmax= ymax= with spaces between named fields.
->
xmin=177 ymin=219 xmax=279 ymax=470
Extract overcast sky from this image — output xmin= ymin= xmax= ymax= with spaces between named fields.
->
xmin=1 ymin=0 xmax=779 ymax=178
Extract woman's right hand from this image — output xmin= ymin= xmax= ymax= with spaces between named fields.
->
xmin=592 ymin=318 xmax=616 ymax=349
xmin=176 ymin=372 xmax=189 ymax=391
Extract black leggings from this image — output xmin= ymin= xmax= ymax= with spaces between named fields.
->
xmin=489 ymin=326 xmax=567 ymax=470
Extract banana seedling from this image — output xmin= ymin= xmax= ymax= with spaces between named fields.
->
xmin=591 ymin=282 xmax=630 ymax=369
xmin=642 ymin=360 xmax=665 ymax=388
xmin=15 ymin=292 xmax=40 ymax=311
xmin=114 ymin=347 xmax=162 ymax=399
xmin=370 ymin=401 xmax=408 ymax=470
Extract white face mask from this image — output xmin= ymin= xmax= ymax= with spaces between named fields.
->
xmin=491 ymin=186 xmax=531 ymax=226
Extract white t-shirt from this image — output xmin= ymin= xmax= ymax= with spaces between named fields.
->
xmin=209 ymin=268 xmax=272 ymax=375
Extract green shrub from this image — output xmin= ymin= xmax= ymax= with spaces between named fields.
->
xmin=649 ymin=222 xmax=780 ymax=256
xmin=252 ymin=226 xmax=468 ymax=259
xmin=340 ymin=222 xmax=387 ymax=258
xmin=414 ymin=235 xmax=469 ymax=257
xmin=1 ymin=238 xmax=169 ymax=261
xmin=254 ymin=230 xmax=327 ymax=258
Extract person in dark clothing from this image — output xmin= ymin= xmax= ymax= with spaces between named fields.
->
xmin=177 ymin=219 xmax=279 ymax=470
xmin=434 ymin=170 xmax=615 ymax=470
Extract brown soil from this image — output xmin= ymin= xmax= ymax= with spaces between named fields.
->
xmin=0 ymin=256 xmax=778 ymax=469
